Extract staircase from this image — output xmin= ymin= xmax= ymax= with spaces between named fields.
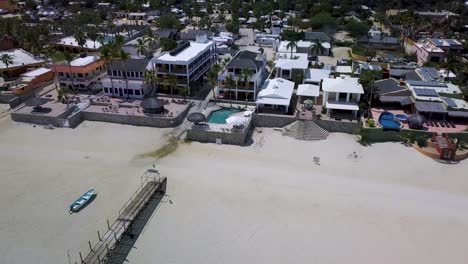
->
xmin=282 ymin=120 xmax=329 ymax=141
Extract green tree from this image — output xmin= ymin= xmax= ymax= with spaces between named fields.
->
xmin=155 ymin=14 xmax=181 ymax=30
xmin=118 ymin=50 xmax=130 ymax=99
xmin=63 ymin=51 xmax=76 ymax=94
xmin=144 ymin=69 xmax=157 ymax=97
xmin=73 ymin=29 xmax=86 ymax=52
xmin=87 ymin=28 xmax=99 ymax=49
xmin=286 ymin=40 xmax=298 ymax=59
xmin=207 ymin=64 xmax=222 ymax=98
xmin=99 ymin=44 xmax=115 ymax=96
xmin=165 ymin=73 xmax=178 ymax=102
xmin=160 ymin=37 xmax=177 ymax=51
xmin=224 ymin=75 xmax=235 ymax=107
xmin=241 ymin=68 xmax=252 ymax=107
xmin=136 ymin=38 xmax=147 ymax=57
xmin=310 ymin=40 xmax=325 ymax=63
xmin=0 ymin=54 xmax=14 ymax=80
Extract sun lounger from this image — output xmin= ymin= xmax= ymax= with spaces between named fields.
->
xmin=449 ymin=121 xmax=456 ymax=128
xmin=435 ymin=121 xmax=439 ymax=127
xmin=440 ymin=121 xmax=446 ymax=128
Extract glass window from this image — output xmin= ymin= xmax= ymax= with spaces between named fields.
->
xmin=135 ymin=90 xmax=141 ymax=95
xmin=112 ymin=70 xmax=117 ymax=76
xmin=124 ymin=89 xmax=128 ymax=94
xmin=128 ymin=89 xmax=134 ymax=95
xmin=104 ymin=88 xmax=108 ymax=93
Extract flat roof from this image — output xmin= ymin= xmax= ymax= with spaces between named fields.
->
xmin=297 ymin=84 xmax=320 ymax=97
xmin=22 ymin=67 xmax=51 ymax=77
xmin=70 ymin=56 xmax=100 ymax=66
xmin=56 ymin=36 xmax=102 ymax=49
xmin=322 ymin=77 xmax=364 ymax=94
xmin=415 ymin=101 xmax=447 ymax=113
xmin=0 ymin=49 xmax=44 ymax=70
xmin=305 ymin=68 xmax=332 ymax=83
xmin=154 ymin=41 xmax=214 ymax=64
xmin=275 ymin=58 xmax=309 ymax=70
xmin=335 ymin=66 xmax=352 ymax=73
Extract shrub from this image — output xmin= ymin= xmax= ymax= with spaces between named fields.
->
xmin=321 ymin=106 xmax=327 ymax=114
xmin=367 ymin=119 xmax=375 ymax=127
xmin=358 ymin=128 xmax=370 ymax=145
xmin=416 ymin=136 xmax=427 ymax=148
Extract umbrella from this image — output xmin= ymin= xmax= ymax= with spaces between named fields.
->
xmin=24 ymin=97 xmax=48 ymax=107
xmin=304 ymin=99 xmax=314 ymax=105
xmin=187 ymin=112 xmax=206 ymax=123
xmin=407 ymin=114 xmax=426 ymax=129
xmin=140 ymin=98 xmax=164 ymax=113
xmin=226 ymin=116 xmax=247 ymax=125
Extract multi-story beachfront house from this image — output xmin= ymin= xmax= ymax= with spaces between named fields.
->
xmin=321 ymin=76 xmax=364 ymax=118
xmin=102 ymin=58 xmax=151 ymax=99
xmin=53 ymin=55 xmax=105 ymax=92
xmin=218 ymin=50 xmax=267 ymax=101
xmin=151 ymin=35 xmax=216 ymax=95
xmin=8 ymin=67 xmax=54 ymax=95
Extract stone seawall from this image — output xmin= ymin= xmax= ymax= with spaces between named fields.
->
xmin=252 ymin=113 xmax=297 ymax=128
xmin=187 ymin=127 xmax=250 ymax=145
xmin=81 ymin=105 xmax=190 ymax=128
xmin=315 ymin=119 xmax=362 ymax=134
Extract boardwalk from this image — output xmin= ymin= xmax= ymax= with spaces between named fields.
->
xmin=80 ymin=170 xmax=166 ymax=264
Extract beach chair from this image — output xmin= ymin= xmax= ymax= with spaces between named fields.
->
xmin=440 ymin=121 xmax=446 ymax=128
xmin=449 ymin=121 xmax=456 ymax=128
xmin=435 ymin=121 xmax=439 ymax=127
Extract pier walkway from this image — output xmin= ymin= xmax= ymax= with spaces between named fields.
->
xmin=78 ymin=169 xmax=166 ymax=264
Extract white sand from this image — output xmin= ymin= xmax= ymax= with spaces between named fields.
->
xmin=127 ymin=129 xmax=468 ymax=264
xmin=1 ymin=116 xmax=468 ymax=264
xmin=0 ymin=118 xmax=171 ymax=264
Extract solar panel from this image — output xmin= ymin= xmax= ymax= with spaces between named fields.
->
xmin=441 ymin=97 xmax=457 ymax=108
xmin=445 ymin=39 xmax=460 ymax=46
xmin=414 ymin=88 xmax=439 ymax=97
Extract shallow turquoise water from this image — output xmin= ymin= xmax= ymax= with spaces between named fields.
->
xmin=207 ymin=109 xmax=241 ymax=124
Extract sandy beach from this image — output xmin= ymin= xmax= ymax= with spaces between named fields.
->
xmin=0 ymin=117 xmax=170 ymax=263
xmin=1 ymin=115 xmax=468 ymax=263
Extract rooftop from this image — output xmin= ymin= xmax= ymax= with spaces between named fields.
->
xmin=0 ymin=49 xmax=44 ymax=70
xmin=226 ymin=50 xmax=264 ymax=71
xmin=322 ymin=77 xmax=364 ymax=94
xmin=154 ymin=40 xmax=214 ymax=64
xmin=21 ymin=67 xmax=51 ymax=77
xmin=70 ymin=56 xmax=100 ymax=67
xmin=56 ymin=36 xmax=102 ymax=50
xmin=257 ymin=78 xmax=295 ymax=106
xmin=108 ymin=58 xmax=151 ymax=72
xmin=297 ymin=84 xmax=320 ymax=97
xmin=304 ymin=68 xmax=332 ymax=83
xmin=275 ymin=58 xmax=309 ymax=70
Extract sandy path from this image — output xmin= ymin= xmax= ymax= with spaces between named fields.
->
xmin=0 ymin=118 xmax=171 ymax=264
xmin=127 ymin=129 xmax=468 ymax=264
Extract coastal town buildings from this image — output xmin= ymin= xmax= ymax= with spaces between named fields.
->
xmin=414 ymin=38 xmax=463 ymax=66
xmin=53 ymin=55 xmax=105 ymax=92
xmin=102 ymin=58 xmax=151 ymax=99
xmin=256 ymin=77 xmax=295 ymax=113
xmin=0 ymin=49 xmax=45 ymax=80
xmin=8 ymin=67 xmax=54 ymax=95
xmin=218 ymin=50 xmax=267 ymax=101
xmin=152 ymin=35 xmax=216 ymax=94
xmin=322 ymin=77 xmax=364 ymax=118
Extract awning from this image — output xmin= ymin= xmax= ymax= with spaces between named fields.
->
xmin=379 ymin=96 xmax=413 ymax=106
xmin=326 ymin=101 xmax=359 ymax=111
xmin=448 ymin=111 xmax=468 ymax=118
xmin=415 ymin=101 xmax=447 ymax=113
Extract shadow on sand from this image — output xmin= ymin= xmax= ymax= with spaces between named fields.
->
xmin=106 ymin=185 xmax=166 ymax=264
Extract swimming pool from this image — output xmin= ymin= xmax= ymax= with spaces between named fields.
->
xmin=378 ymin=112 xmax=401 ymax=130
xmin=207 ymin=108 xmax=241 ymax=124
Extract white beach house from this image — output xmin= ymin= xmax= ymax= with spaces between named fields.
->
xmin=256 ymin=78 xmax=295 ymax=113
xmin=322 ymin=77 xmax=364 ymax=117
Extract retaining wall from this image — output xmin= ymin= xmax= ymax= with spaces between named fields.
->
xmin=315 ymin=119 xmax=362 ymax=134
xmin=81 ymin=105 xmax=190 ymax=128
xmin=187 ymin=125 xmax=251 ymax=145
xmin=362 ymin=128 xmax=468 ymax=143
xmin=252 ymin=113 xmax=297 ymax=127
xmin=10 ymin=107 xmax=74 ymax=127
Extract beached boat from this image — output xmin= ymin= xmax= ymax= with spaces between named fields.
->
xmin=69 ymin=189 xmax=96 ymax=212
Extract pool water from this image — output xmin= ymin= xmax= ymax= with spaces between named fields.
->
xmin=207 ymin=108 xmax=241 ymax=124
xmin=378 ymin=112 xmax=401 ymax=130
xmin=395 ymin=114 xmax=408 ymax=121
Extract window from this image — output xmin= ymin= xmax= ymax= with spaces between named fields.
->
xmin=78 ymin=73 xmax=84 ymax=78
xmin=124 ymin=89 xmax=128 ymax=94
xmin=228 ymin=68 xmax=234 ymax=73
xmin=112 ymin=70 xmax=117 ymax=76
xmin=104 ymin=88 xmax=109 ymax=93
xmin=135 ymin=90 xmax=141 ymax=95
xmin=128 ymin=89 xmax=134 ymax=95
xmin=58 ymin=72 xmax=64 ymax=76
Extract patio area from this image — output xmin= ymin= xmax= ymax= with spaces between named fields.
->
xmin=371 ymin=107 xmax=468 ymax=133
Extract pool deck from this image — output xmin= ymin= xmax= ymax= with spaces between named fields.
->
xmin=371 ymin=108 xmax=468 ymax=133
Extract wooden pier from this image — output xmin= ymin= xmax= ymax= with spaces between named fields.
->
xmin=78 ymin=169 xmax=166 ymax=264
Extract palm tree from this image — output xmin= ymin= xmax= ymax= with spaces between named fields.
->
xmin=118 ymin=49 xmax=130 ymax=99
xmin=74 ymin=29 xmax=86 ymax=52
xmin=0 ymin=54 xmax=14 ymax=80
xmin=144 ymin=30 xmax=159 ymax=51
xmin=100 ymin=44 xmax=115 ymax=97
xmin=87 ymin=28 xmax=98 ymax=49
xmin=165 ymin=73 xmax=178 ymax=102
xmin=241 ymin=68 xmax=252 ymax=108
xmin=63 ymin=51 xmax=76 ymax=94
xmin=207 ymin=64 xmax=221 ymax=98
xmin=444 ymin=55 xmax=458 ymax=79
xmin=225 ymin=75 xmax=235 ymax=107
xmin=144 ymin=69 xmax=156 ymax=97
xmin=286 ymin=40 xmax=298 ymax=59
xmin=310 ymin=40 xmax=325 ymax=64
xmin=136 ymin=38 xmax=147 ymax=57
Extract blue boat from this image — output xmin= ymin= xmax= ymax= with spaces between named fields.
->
xmin=69 ymin=189 xmax=97 ymax=212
